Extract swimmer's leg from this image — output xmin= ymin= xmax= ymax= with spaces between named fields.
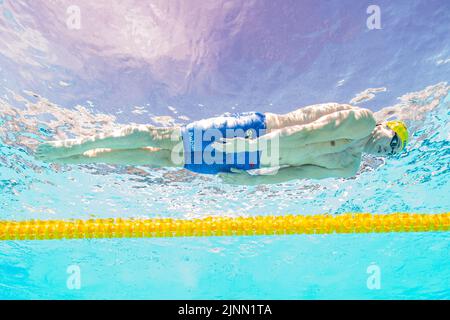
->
xmin=52 ymin=147 xmax=181 ymax=167
xmin=36 ymin=125 xmax=182 ymax=161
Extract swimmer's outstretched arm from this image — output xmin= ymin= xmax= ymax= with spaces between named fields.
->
xmin=213 ymin=108 xmax=376 ymax=153
xmin=36 ymin=125 xmax=182 ymax=161
xmin=219 ymin=164 xmax=360 ymax=186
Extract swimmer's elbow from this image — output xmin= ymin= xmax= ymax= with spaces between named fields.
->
xmin=340 ymin=170 xmax=357 ymax=179
xmin=339 ymin=161 xmax=361 ymax=178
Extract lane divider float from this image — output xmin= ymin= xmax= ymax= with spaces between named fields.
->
xmin=0 ymin=213 xmax=448 ymax=241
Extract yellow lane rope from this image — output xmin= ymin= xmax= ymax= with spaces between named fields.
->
xmin=0 ymin=213 xmax=449 ymax=240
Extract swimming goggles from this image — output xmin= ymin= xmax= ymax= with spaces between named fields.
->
xmin=389 ymin=132 xmax=400 ymax=155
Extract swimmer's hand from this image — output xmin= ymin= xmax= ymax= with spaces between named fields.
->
xmin=219 ymin=168 xmax=258 ymax=186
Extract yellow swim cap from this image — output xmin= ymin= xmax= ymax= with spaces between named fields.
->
xmin=386 ymin=120 xmax=408 ymax=151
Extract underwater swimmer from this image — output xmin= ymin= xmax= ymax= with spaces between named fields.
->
xmin=36 ymin=103 xmax=408 ymax=185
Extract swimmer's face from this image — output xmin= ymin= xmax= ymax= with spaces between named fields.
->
xmin=365 ymin=122 xmax=401 ymax=156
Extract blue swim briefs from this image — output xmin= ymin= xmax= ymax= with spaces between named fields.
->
xmin=181 ymin=112 xmax=267 ymax=174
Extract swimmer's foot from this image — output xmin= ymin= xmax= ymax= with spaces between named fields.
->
xmin=35 ymin=140 xmax=84 ymax=161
